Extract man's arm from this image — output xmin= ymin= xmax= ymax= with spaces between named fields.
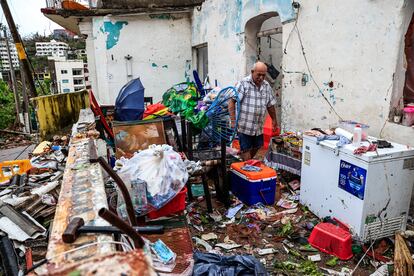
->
xmin=229 ymin=99 xmax=236 ymax=129
xmin=267 ymin=105 xmax=278 ymax=132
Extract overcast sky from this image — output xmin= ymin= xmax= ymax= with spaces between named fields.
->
xmin=0 ymin=0 xmax=60 ymax=37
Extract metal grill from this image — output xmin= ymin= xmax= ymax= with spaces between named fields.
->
xmin=363 ymin=216 xmax=406 ymax=241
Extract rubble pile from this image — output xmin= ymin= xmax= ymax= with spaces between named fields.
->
xmin=0 ymin=132 xmax=33 ymax=150
xmin=0 ymin=135 xmax=69 ymax=267
xmin=186 ymin=174 xmax=412 ymax=275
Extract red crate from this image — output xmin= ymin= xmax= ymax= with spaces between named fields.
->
xmin=147 ymin=187 xmax=187 ymax=219
xmin=308 ymin=222 xmax=353 ymax=260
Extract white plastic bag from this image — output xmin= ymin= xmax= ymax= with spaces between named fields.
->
xmin=117 ymin=144 xmax=188 ymax=214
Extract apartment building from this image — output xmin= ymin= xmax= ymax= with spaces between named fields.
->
xmin=36 ymin=40 xmax=69 ymax=58
xmin=54 ymin=58 xmax=86 ymax=93
xmin=0 ymin=39 xmax=19 ymax=71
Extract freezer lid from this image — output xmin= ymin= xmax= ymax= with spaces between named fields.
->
xmin=303 ymin=135 xmax=414 ymax=162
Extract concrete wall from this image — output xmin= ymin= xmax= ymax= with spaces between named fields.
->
xmin=80 ymin=13 xmax=192 ymax=105
xmin=191 ymin=0 xmax=295 ymax=88
xmin=192 ymin=0 xmax=414 ymax=145
xmin=32 ymin=91 xmax=90 ymax=139
xmin=280 ymin=0 xmax=414 ymax=146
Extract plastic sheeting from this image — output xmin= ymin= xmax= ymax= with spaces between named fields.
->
xmin=193 ymin=251 xmax=268 ymax=276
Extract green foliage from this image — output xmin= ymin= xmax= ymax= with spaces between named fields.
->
xmin=36 ymin=79 xmax=52 ymax=96
xmin=0 ymin=80 xmax=16 ymax=129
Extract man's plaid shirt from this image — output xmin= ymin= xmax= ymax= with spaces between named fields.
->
xmin=236 ymin=75 xmax=277 ymax=136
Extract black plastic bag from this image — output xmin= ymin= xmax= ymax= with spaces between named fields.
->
xmin=193 ymin=251 xmax=268 ymax=276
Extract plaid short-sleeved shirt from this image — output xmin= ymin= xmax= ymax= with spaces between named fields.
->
xmin=236 ymin=75 xmax=277 ymax=136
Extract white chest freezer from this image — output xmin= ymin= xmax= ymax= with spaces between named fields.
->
xmin=300 ymin=135 xmax=414 ymax=241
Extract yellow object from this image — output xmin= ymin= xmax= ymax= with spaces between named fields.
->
xmin=143 ymin=108 xmax=169 ymax=120
xmin=32 ymin=91 xmax=90 ymax=139
xmin=32 ymin=141 xmax=52 ymax=155
xmin=0 ymin=159 xmax=32 ymax=183
xmin=15 ymin=43 xmax=27 ymax=60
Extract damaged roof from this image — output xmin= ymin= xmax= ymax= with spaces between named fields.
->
xmin=99 ymin=0 xmax=205 ymax=9
xmin=41 ymin=0 xmax=205 ymax=34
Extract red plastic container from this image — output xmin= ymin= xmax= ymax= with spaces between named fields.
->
xmin=263 ymin=115 xmax=280 ymax=149
xmin=147 ymin=187 xmax=187 ymax=219
xmin=308 ymin=222 xmax=353 ymax=260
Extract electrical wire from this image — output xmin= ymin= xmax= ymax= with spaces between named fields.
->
xmin=14 ymin=143 xmax=33 ymax=160
xmin=294 ymin=23 xmax=343 ymax=121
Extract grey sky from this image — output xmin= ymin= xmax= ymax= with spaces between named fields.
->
xmin=0 ymin=0 xmax=60 ymax=37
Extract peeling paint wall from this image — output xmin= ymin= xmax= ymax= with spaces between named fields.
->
xmin=80 ymin=14 xmax=192 ymax=105
xmin=192 ymin=0 xmax=414 ymax=145
xmin=32 ymin=91 xmax=90 ymax=139
xmin=191 ymin=0 xmax=294 ymax=87
xmin=280 ymin=0 xmax=414 ymax=145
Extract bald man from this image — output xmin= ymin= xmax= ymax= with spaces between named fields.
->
xmin=230 ymin=62 xmax=278 ymax=161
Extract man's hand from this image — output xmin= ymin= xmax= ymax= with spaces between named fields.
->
xmin=272 ymin=121 xmax=280 ymax=136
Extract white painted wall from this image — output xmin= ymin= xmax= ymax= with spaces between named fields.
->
xmin=80 ymin=13 xmax=192 ymax=105
xmin=280 ymin=0 xmax=414 ymax=146
xmin=192 ymin=0 xmax=295 ymax=87
xmin=191 ymin=0 xmax=414 ymax=145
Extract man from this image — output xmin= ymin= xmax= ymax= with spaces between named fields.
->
xmin=230 ymin=61 xmax=278 ymax=161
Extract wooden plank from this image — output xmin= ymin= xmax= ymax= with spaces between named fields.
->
xmin=46 ymin=136 xmax=114 ymax=267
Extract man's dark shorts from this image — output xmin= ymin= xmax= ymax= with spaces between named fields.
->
xmin=238 ymin=133 xmax=264 ymax=153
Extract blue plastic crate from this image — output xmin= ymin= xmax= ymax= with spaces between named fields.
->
xmin=230 ymin=169 xmax=277 ymax=206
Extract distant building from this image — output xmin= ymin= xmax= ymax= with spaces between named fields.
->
xmin=52 ymin=57 xmax=86 ymax=93
xmin=0 ymin=39 xmax=19 ymax=71
xmin=53 ymin=29 xmax=76 ymax=40
xmin=36 ymin=40 xmax=69 ymax=58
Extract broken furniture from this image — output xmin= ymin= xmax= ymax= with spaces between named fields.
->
xmin=184 ymin=119 xmax=231 ymax=212
xmin=300 ymin=134 xmax=414 ymax=241
xmin=112 ymin=117 xmax=182 ymax=159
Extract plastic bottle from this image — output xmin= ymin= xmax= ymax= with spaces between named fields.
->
xmin=353 ymin=124 xmax=362 ymax=147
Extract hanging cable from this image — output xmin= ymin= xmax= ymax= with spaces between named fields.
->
xmin=294 ymin=23 xmax=343 ymax=120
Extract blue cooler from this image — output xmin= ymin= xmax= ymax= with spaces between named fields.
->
xmin=230 ymin=162 xmax=277 ymax=206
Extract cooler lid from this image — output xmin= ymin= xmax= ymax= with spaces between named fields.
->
xmin=304 ymin=135 xmax=414 ymax=163
xmin=230 ymin=162 xmax=277 ymax=180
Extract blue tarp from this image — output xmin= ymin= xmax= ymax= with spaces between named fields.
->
xmin=115 ymin=78 xmax=145 ymax=121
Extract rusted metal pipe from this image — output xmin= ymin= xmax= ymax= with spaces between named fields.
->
xmin=97 ymin=157 xmax=138 ymax=227
xmin=98 ymin=208 xmax=145 ymax=249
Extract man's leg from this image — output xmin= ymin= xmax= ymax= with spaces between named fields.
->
xmin=250 ymin=148 xmax=259 ymax=159
xmin=238 ymin=133 xmax=253 ymax=161
xmin=241 ymin=151 xmax=251 ymax=161
xmin=249 ymin=134 xmax=264 ymax=159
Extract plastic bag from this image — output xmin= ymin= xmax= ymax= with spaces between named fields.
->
xmin=193 ymin=251 xmax=268 ymax=276
xmin=117 ymin=144 xmax=188 ymax=216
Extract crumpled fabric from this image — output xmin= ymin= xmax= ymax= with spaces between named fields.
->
xmin=193 ymin=251 xmax=268 ymax=276
xmin=315 ymin=134 xmax=351 ymax=148
xmin=336 ymin=135 xmax=351 ymax=147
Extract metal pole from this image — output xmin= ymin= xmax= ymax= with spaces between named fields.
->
xmin=2 ymin=26 xmax=20 ymax=126
xmin=0 ymin=0 xmax=37 ymax=98
xmin=20 ymin=68 xmax=31 ymax=133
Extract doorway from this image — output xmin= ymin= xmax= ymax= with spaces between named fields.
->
xmin=245 ymin=12 xmax=283 ymax=124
